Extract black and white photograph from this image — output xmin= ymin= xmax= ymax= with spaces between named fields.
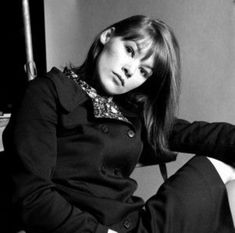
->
xmin=0 ymin=1 xmax=235 ymax=232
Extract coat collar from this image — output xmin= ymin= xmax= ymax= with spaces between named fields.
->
xmin=44 ymin=67 xmax=88 ymax=112
xmin=63 ymin=68 xmax=131 ymax=124
xmin=44 ymin=67 xmax=139 ymax=123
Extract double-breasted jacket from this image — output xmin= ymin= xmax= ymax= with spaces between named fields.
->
xmin=3 ymin=67 xmax=235 ymax=233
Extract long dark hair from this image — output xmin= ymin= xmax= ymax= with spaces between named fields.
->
xmin=73 ymin=15 xmax=181 ymax=161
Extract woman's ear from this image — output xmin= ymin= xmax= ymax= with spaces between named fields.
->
xmin=100 ymin=27 xmax=115 ymax=45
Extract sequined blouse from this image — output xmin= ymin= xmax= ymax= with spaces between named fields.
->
xmin=63 ymin=68 xmax=130 ymax=124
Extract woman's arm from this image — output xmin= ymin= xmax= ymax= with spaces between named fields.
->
xmin=3 ymin=77 xmax=107 ymax=233
xmin=169 ymin=119 xmax=235 ymax=167
xmin=170 ymin=119 xmax=235 ymax=219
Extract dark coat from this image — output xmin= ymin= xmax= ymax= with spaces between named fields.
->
xmin=3 ymin=67 xmax=235 ymax=233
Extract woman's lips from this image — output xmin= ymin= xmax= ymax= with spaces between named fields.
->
xmin=113 ymin=72 xmax=125 ymax=86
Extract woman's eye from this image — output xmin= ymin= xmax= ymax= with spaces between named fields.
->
xmin=139 ymin=68 xmax=148 ymax=78
xmin=125 ymin=46 xmax=135 ymax=57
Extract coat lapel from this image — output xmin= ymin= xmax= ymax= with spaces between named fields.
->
xmin=44 ymin=67 xmax=88 ymax=112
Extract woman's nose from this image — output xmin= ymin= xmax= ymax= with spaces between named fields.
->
xmin=122 ymin=63 xmax=137 ymax=78
xmin=122 ymin=67 xmax=132 ymax=78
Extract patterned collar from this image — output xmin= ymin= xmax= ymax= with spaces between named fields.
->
xmin=63 ymin=68 xmax=130 ymax=124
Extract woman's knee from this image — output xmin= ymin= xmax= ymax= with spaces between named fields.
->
xmin=157 ymin=157 xmax=216 ymax=214
xmin=226 ymin=180 xmax=235 ymax=226
xmin=207 ymin=157 xmax=235 ymax=184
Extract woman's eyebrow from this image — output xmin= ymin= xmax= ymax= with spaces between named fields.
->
xmin=129 ymin=40 xmax=154 ymax=70
xmin=135 ymin=42 xmax=142 ymax=52
xmin=142 ymin=64 xmax=153 ymax=73
xmin=135 ymin=40 xmax=154 ymax=58
xmin=128 ymin=40 xmax=141 ymax=53
xmin=144 ymin=64 xmax=153 ymax=70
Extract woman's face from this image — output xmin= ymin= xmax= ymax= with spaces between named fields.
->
xmin=96 ymin=28 xmax=154 ymax=95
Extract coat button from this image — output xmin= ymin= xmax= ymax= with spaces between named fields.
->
xmin=114 ymin=168 xmax=121 ymax=176
xmin=123 ymin=219 xmax=131 ymax=229
xmin=100 ymin=165 xmax=107 ymax=175
xmin=127 ymin=129 xmax=135 ymax=138
xmin=101 ymin=125 xmax=109 ymax=133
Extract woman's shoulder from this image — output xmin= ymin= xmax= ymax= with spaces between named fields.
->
xmin=31 ymin=67 xmax=88 ymax=112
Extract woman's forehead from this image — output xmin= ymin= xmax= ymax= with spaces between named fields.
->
xmin=135 ymin=38 xmax=157 ymax=61
xmin=121 ymin=33 xmax=158 ymax=62
xmin=125 ymin=39 xmax=155 ymax=67
xmin=135 ymin=37 xmax=153 ymax=50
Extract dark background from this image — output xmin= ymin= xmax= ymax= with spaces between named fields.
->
xmin=1 ymin=0 xmax=46 ymax=113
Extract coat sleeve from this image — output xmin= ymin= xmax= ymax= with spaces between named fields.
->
xmin=3 ymin=77 xmax=108 ymax=233
xmin=169 ymin=118 xmax=235 ymax=166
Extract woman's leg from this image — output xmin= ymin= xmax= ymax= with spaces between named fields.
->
xmin=207 ymin=157 xmax=235 ymax=226
xmin=226 ymin=180 xmax=235 ymax=226
xmin=136 ymin=156 xmax=235 ymax=233
xmin=207 ymin=157 xmax=235 ymax=184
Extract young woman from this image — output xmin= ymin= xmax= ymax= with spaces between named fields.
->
xmin=3 ymin=15 xmax=235 ymax=233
